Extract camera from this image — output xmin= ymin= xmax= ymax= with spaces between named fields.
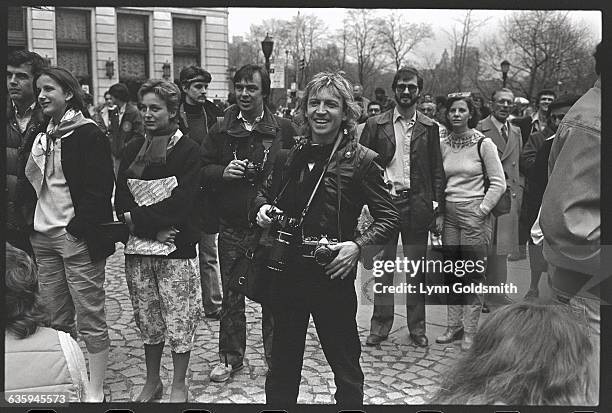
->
xmin=266 ymin=208 xmax=300 ymax=272
xmin=244 ymin=160 xmax=263 ymax=184
xmin=302 ymin=236 xmax=339 ymax=266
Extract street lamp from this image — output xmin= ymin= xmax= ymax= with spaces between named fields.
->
xmin=105 ymin=59 xmax=114 ymax=79
xmin=500 ymin=60 xmax=510 ymax=88
xmin=261 ymin=33 xmax=274 ymax=73
xmin=162 ymin=61 xmax=171 ymax=80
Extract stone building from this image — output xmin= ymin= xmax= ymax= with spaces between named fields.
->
xmin=8 ymin=6 xmax=229 ymax=104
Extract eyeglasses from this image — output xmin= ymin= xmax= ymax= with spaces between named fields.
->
xmin=550 ymin=114 xmax=565 ymax=121
xmin=447 ymin=92 xmax=472 ymax=99
xmin=395 ymin=84 xmax=419 ymax=93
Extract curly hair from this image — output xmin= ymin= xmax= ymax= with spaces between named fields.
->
xmin=445 ymin=95 xmax=481 ymax=129
xmin=5 ymin=243 xmax=46 ymax=339
xmin=137 ymin=79 xmax=181 ymax=117
xmin=296 ymin=71 xmax=360 ymax=137
xmin=431 ymin=301 xmax=595 ymax=405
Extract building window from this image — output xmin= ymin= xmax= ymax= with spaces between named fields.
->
xmin=117 ymin=13 xmax=149 ymax=102
xmin=56 ymin=8 xmax=92 ymax=92
xmin=8 ymin=7 xmax=27 ymax=53
xmin=173 ymin=18 xmax=201 ymax=79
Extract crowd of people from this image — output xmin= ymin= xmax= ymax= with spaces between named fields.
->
xmin=4 ymin=39 xmax=602 ymax=406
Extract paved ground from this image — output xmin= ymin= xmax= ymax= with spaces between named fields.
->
xmin=96 ymin=243 xmax=547 ymax=404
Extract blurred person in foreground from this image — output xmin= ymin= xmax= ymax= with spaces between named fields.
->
xmin=539 ymin=41 xmax=603 ymax=405
xmin=432 ymin=301 xmax=596 ymax=405
xmin=254 ymin=71 xmax=398 ymax=405
xmin=5 ymin=243 xmax=89 ymax=402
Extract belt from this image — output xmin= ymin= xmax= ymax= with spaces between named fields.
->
xmin=390 ymin=189 xmax=411 ymax=200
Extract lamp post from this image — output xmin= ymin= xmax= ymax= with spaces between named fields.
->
xmin=105 ymin=59 xmax=114 ymax=79
xmin=261 ymin=33 xmax=274 ymax=106
xmin=162 ymin=61 xmax=171 ymax=80
xmin=261 ymin=33 xmax=274 ymax=73
xmin=500 ymin=60 xmax=510 ymax=88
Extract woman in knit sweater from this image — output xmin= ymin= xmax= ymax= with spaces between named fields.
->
xmin=435 ymin=94 xmax=506 ymax=350
xmin=115 ymin=79 xmax=203 ymax=402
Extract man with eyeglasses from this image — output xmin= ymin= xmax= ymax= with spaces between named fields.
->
xmin=477 ymin=88 xmax=523 ymax=309
xmin=360 ymin=67 xmax=446 ymax=348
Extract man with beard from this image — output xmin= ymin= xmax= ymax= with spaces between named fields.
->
xmin=360 ymin=67 xmax=446 ymax=348
xmin=7 ymin=50 xmax=47 ymax=255
xmin=178 ymin=65 xmax=225 ymax=321
xmin=477 ymin=88 xmax=523 ymax=309
xmin=200 ymin=64 xmax=296 ymax=383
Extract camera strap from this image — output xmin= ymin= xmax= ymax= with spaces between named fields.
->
xmin=297 ymin=130 xmax=345 ymax=227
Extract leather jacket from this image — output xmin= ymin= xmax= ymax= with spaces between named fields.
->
xmin=253 ymin=133 xmax=399 ymax=251
xmin=359 ymin=109 xmax=446 ymax=228
xmin=200 ymin=104 xmax=297 ymax=229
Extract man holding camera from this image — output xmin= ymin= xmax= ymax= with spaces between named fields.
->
xmin=200 ymin=64 xmax=296 ymax=382
xmin=254 ymin=71 xmax=399 ymax=405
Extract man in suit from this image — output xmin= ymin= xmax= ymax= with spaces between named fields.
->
xmin=477 ymin=88 xmax=523 ymax=307
xmin=107 ymin=83 xmax=145 ymax=176
xmin=360 ymin=67 xmax=446 ymax=348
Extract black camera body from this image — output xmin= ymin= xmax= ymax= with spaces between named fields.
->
xmin=244 ymin=160 xmax=263 ymax=184
xmin=266 ymin=208 xmax=300 ymax=273
xmin=302 ymin=236 xmax=339 ymax=266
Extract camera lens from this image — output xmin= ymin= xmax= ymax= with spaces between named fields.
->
xmin=314 ymin=245 xmax=336 ymax=266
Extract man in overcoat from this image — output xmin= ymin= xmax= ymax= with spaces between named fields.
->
xmin=477 ymin=88 xmax=523 ymax=306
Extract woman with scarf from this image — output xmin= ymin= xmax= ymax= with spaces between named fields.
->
xmin=435 ymin=93 xmax=506 ymax=351
xmin=114 ymin=79 xmax=202 ymax=403
xmin=19 ymin=67 xmax=115 ymax=402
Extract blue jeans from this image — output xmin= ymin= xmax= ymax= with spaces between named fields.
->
xmin=550 ymin=265 xmax=600 ymax=405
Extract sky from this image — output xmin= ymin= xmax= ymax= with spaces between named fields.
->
xmin=228 ymin=8 xmax=602 ymax=66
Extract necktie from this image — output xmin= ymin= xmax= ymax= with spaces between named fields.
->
xmin=501 ymin=124 xmax=508 ymax=143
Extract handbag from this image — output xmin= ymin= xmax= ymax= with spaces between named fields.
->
xmin=227 ymin=233 xmax=272 ymax=304
xmin=477 ymin=137 xmax=512 ymax=217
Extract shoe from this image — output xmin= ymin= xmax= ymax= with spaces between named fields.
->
xmin=461 ymin=333 xmax=474 ymax=351
xmin=210 ymin=362 xmax=244 ymax=382
xmin=435 ymin=326 xmax=464 ymax=344
xmin=365 ymin=334 xmax=388 ymax=346
xmin=481 ymin=302 xmax=490 ymax=313
xmin=524 ymin=289 xmax=539 ymax=299
xmin=205 ymin=310 xmax=221 ymax=320
xmin=410 ymin=333 xmax=429 ymax=347
xmin=134 ymin=381 xmax=163 ymax=402
xmin=488 ymin=293 xmax=514 ymax=306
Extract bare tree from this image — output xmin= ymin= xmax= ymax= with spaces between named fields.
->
xmin=482 ymin=10 xmax=595 ymax=99
xmin=445 ymin=10 xmax=489 ymax=91
xmin=377 ymin=14 xmax=433 ymax=71
xmin=344 ymin=9 xmax=386 ymax=87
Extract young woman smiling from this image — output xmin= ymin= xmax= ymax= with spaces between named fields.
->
xmin=435 ymin=94 xmax=506 ymax=350
xmin=20 ymin=67 xmax=115 ymax=402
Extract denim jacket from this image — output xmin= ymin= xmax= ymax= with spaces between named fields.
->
xmin=540 ymin=78 xmax=600 ymax=277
